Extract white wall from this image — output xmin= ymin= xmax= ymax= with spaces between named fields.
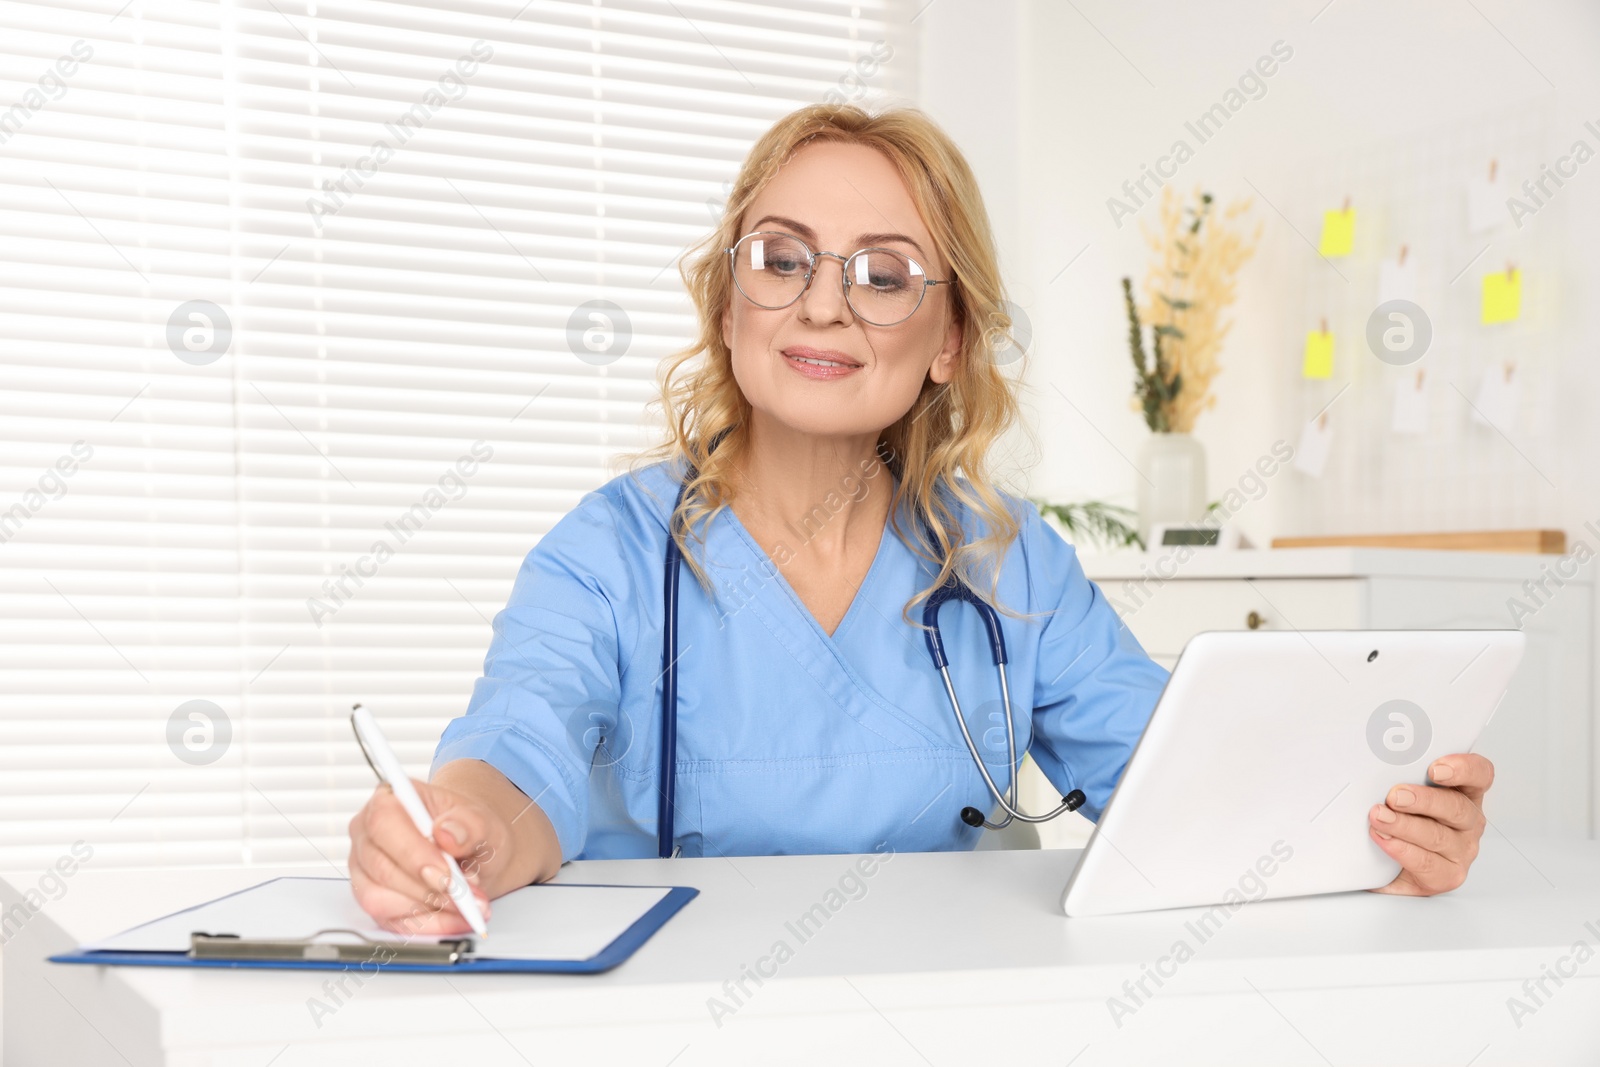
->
xmin=916 ymin=1 xmax=1038 ymax=482
xmin=925 ymin=0 xmax=1600 ymax=554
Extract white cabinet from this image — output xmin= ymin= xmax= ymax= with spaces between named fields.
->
xmin=1017 ymin=547 xmax=1596 ymax=848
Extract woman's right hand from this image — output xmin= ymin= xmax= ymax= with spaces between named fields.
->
xmin=347 ymin=778 xmax=504 ymax=936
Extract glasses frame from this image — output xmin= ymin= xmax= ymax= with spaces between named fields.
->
xmin=724 ymin=230 xmax=952 ymax=327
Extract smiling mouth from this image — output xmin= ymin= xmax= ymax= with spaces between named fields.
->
xmin=781 ymin=346 xmax=863 ymax=370
xmin=789 ymin=354 xmax=856 ymax=368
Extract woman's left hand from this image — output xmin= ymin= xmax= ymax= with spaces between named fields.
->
xmin=1368 ymin=753 xmax=1494 ymax=896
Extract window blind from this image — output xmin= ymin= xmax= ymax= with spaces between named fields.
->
xmin=0 ymin=0 xmax=917 ymax=869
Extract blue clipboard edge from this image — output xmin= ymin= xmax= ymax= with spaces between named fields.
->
xmin=48 ymin=876 xmax=700 ymax=975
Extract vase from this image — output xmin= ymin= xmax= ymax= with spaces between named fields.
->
xmin=1135 ymin=431 xmax=1208 ymax=547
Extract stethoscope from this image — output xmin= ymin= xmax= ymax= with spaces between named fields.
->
xmin=655 ymin=470 xmax=1085 ymax=858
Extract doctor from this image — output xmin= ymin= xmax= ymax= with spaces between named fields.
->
xmin=347 ymin=104 xmax=1496 ymax=935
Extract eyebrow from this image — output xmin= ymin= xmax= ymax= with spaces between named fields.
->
xmin=749 ymin=215 xmax=930 ymax=262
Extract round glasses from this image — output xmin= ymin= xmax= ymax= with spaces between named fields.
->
xmin=725 ymin=231 xmax=950 ymax=327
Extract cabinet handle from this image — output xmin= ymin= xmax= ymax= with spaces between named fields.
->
xmin=1246 ymin=610 xmax=1263 ymax=630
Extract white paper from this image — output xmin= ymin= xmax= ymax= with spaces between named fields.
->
xmin=1391 ymin=375 xmax=1430 ymax=435
xmin=1470 ymin=364 xmax=1520 ymax=431
xmin=1378 ymin=257 xmax=1418 ymax=305
xmin=83 ymin=876 xmax=673 ymax=962
xmin=1294 ymin=417 xmax=1334 ymax=479
xmin=1466 ymin=176 xmax=1507 ymax=235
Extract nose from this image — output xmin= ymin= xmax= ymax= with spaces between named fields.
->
xmin=795 ymin=251 xmax=854 ymax=327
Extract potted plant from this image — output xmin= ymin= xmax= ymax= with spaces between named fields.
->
xmin=1124 ymin=188 xmax=1260 ymax=544
xmin=1031 ymin=498 xmax=1144 ymax=551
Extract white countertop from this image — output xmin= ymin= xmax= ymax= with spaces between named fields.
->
xmin=1077 ymin=545 xmax=1593 ymax=582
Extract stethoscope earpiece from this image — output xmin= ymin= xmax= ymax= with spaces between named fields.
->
xmin=959 ymin=789 xmax=1087 ymax=832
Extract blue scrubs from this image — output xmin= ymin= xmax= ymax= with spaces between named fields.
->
xmin=430 ymin=459 xmax=1170 ymax=861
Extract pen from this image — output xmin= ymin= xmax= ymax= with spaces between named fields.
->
xmin=350 ymin=703 xmax=489 ymax=937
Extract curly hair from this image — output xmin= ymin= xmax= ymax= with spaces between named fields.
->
xmin=632 ymin=102 xmax=1027 ymax=622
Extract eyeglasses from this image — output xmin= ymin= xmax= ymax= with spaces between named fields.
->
xmin=724 ymin=230 xmax=951 ymax=327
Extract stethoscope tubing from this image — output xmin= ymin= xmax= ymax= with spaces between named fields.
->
xmin=659 ymin=515 xmax=685 ymax=858
xmin=925 ymin=591 xmax=1082 ymax=828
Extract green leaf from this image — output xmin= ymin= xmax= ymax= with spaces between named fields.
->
xmin=1031 ymin=497 xmax=1145 ymax=551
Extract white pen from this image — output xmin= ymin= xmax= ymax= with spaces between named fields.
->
xmin=351 ymin=703 xmax=489 ymax=937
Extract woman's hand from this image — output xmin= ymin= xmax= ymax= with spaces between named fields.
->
xmin=1368 ymin=753 xmax=1494 ymax=896
xmin=348 ymin=778 xmax=507 ymax=936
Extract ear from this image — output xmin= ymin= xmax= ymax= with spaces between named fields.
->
xmin=927 ymin=310 xmax=962 ymax=385
xmin=720 ymin=300 xmax=731 ymax=351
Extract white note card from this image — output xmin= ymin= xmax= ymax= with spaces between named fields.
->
xmin=1378 ymin=257 xmax=1418 ymax=305
xmin=1466 ymin=176 xmax=1507 ymax=235
xmin=1470 ymin=364 xmax=1520 ymax=432
xmin=84 ymin=877 xmax=673 ymax=963
xmin=1392 ymin=375 xmax=1430 ymax=436
xmin=1294 ymin=417 xmax=1334 ymax=479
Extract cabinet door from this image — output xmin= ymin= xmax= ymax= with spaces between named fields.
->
xmin=1101 ymin=578 xmax=1368 ymax=659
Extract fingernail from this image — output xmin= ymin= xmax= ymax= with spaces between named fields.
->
xmin=1375 ymin=829 xmax=1392 ymax=840
xmin=440 ymin=820 xmax=466 ymax=847
xmin=1431 ymin=762 xmax=1454 ymax=782
xmin=1372 ymin=804 xmax=1396 ymax=824
xmin=421 ymin=865 xmax=448 ymax=891
xmin=1393 ymin=788 xmax=1415 ymax=808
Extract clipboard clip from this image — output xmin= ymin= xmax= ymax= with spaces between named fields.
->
xmin=189 ymin=928 xmax=472 ymax=965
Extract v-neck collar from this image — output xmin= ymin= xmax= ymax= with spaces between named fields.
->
xmin=706 ymin=480 xmax=951 ymax=751
xmin=719 ymin=495 xmax=894 ymax=643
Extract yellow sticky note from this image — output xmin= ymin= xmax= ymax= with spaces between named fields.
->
xmin=1481 ymin=269 xmax=1522 ymax=324
xmin=1302 ymin=330 xmax=1334 ymax=379
xmin=1318 ymin=208 xmax=1356 ymax=257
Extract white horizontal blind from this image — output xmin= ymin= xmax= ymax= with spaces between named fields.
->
xmin=0 ymin=0 xmax=916 ymax=868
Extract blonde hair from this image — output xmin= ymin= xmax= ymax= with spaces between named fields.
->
xmin=635 ymin=103 xmax=1025 ymax=621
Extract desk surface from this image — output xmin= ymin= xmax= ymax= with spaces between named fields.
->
xmin=5 ymin=839 xmax=1599 ymax=1065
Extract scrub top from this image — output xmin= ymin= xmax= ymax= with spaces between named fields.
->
xmin=430 ymin=459 xmax=1170 ymax=862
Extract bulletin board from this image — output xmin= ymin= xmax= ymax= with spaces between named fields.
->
xmin=1274 ymin=93 xmax=1568 ymax=540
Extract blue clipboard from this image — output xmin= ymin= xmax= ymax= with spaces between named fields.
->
xmin=49 ymin=876 xmax=699 ymax=975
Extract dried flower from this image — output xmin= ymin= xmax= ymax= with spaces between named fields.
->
xmin=1124 ymin=187 xmax=1261 ymax=433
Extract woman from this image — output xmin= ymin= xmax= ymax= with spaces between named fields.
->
xmin=348 ymin=105 xmax=1494 ymax=934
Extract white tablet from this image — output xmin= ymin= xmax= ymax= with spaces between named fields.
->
xmin=1060 ymin=629 xmax=1525 ymax=917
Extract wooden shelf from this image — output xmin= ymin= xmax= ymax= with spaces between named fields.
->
xmin=1270 ymin=529 xmax=1566 ymax=554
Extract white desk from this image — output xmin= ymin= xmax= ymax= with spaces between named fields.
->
xmin=4 ymin=840 xmax=1599 ymax=1065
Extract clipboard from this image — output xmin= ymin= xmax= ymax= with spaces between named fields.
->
xmin=49 ymin=876 xmax=699 ymax=975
